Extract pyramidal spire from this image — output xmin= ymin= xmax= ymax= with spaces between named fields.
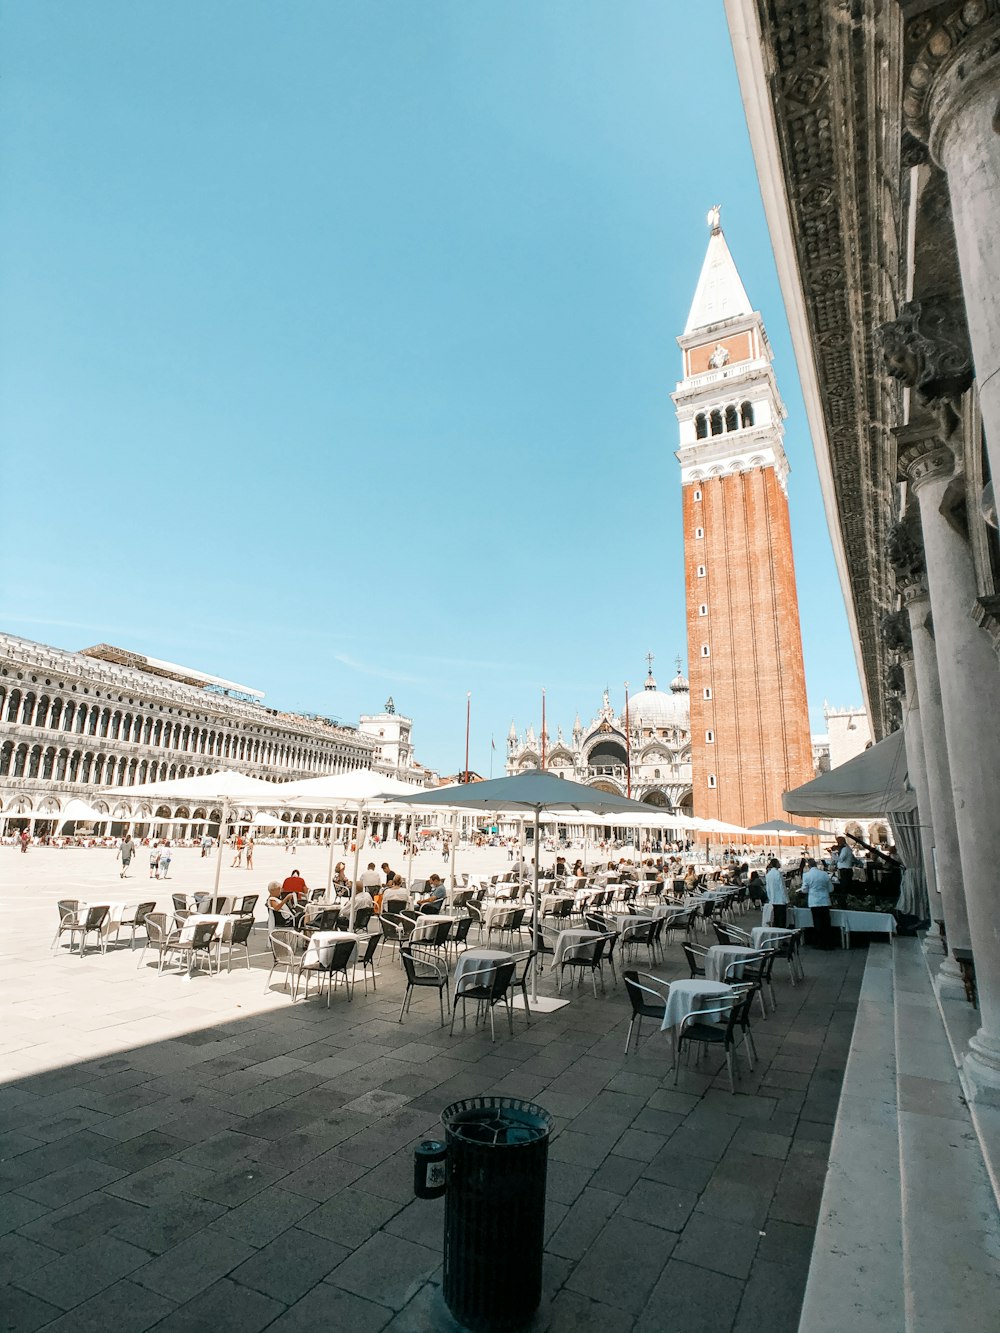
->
xmin=684 ymin=206 xmax=753 ymax=335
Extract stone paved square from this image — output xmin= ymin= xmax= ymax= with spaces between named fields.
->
xmin=1 ymin=845 xmax=865 ymax=1330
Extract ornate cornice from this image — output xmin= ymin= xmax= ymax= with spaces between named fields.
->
xmin=903 ymin=3 xmax=1000 ymax=159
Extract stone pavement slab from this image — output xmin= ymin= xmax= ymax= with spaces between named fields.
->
xmin=1 ymin=849 xmax=867 ymax=1330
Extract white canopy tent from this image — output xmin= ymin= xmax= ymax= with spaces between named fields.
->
xmin=281 ymin=772 xmax=428 ymax=910
xmin=100 ymin=771 xmax=290 ymax=893
xmin=782 ymin=730 xmax=916 ymax=817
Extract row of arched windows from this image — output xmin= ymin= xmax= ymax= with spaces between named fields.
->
xmin=0 ymin=684 xmax=367 ymax=779
xmin=695 ymin=401 xmax=754 ymax=439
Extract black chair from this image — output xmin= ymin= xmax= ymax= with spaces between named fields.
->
xmin=172 ymin=894 xmax=188 ymax=915
xmin=114 ymin=900 xmax=156 ymax=949
xmin=68 ymin=906 xmax=111 ymax=957
xmin=135 ymin=912 xmax=176 ymax=971
xmin=451 ymin=961 xmax=517 ymax=1042
xmin=266 ymin=929 xmax=307 ymax=997
xmin=736 ymin=949 xmax=778 ymax=1017
xmin=378 ymin=913 xmax=405 ymax=961
xmin=675 ymin=985 xmax=756 ymax=1094
xmin=223 ymin=916 xmax=255 ymax=971
xmin=448 ymin=915 xmax=474 ymax=963
xmin=558 ymin=936 xmax=608 ymax=996
xmin=357 ymin=932 xmax=381 ymax=993
xmin=167 ymin=922 xmax=219 ymax=976
xmin=237 ymin=894 xmax=258 ymax=920
xmin=52 ymin=899 xmax=80 ymax=952
xmin=620 ymin=920 xmax=656 ymax=966
xmin=353 ymin=907 xmax=374 ymax=933
xmin=398 ymin=947 xmax=450 ymax=1026
xmin=682 ymin=942 xmax=709 ymax=978
xmin=510 ymin=950 xmax=537 ymax=1024
xmin=319 ymin=939 xmax=357 ymax=1007
xmin=310 ymin=909 xmax=342 ymax=933
xmin=623 ymin=970 xmax=668 ymax=1052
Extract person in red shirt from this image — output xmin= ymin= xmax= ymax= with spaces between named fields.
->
xmin=281 ymin=869 xmax=307 ymax=902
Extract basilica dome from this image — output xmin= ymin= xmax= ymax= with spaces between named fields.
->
xmin=627 ymin=670 xmax=689 ymax=730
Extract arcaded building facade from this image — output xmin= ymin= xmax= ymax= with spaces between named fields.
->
xmin=0 ymin=633 xmax=375 ymax=829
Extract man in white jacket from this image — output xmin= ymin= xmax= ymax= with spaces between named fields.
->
xmin=765 ymin=857 xmax=788 ymax=928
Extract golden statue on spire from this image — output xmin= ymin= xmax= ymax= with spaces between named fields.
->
xmin=706 ymin=204 xmax=722 ymax=233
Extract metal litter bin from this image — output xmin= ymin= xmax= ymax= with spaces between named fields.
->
xmin=440 ymin=1096 xmax=553 ymax=1332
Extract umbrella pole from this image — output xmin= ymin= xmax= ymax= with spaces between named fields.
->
xmin=531 ymin=809 xmax=540 ymax=1003
xmin=213 ymin=801 xmax=228 ymax=897
xmin=407 ymin=817 xmax=415 ymax=885
xmin=326 ymin=826 xmax=336 ymax=895
xmin=349 ymin=803 xmax=365 ymax=929
xmin=450 ymin=812 xmax=458 ymax=887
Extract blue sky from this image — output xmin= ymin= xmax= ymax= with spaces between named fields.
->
xmin=0 ymin=1 xmax=860 ymax=773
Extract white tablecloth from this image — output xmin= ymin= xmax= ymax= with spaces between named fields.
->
xmin=179 ymin=913 xmax=232 ymax=944
xmin=302 ymin=930 xmax=359 ymax=968
xmin=762 ymin=905 xmax=896 ymax=940
xmin=615 ymin=914 xmax=654 ymax=934
xmin=411 ymin=914 xmax=457 ymax=943
xmin=77 ymin=901 xmax=134 ymax=936
xmin=661 ymin=979 xmax=735 ymax=1033
xmin=454 ymin=948 xmax=513 ymax=993
xmin=553 ymin=928 xmax=604 ymax=967
xmin=485 ymin=903 xmax=519 ymax=932
xmin=751 ymin=926 xmax=797 ymax=950
xmin=705 ymin=944 xmax=761 ymax=982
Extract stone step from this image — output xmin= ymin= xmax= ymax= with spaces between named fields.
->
xmin=893 ymin=936 xmax=1000 ymax=1332
xmin=798 ymin=947 xmax=905 ymax=1332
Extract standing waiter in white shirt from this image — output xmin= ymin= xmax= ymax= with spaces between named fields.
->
xmin=765 ymin=858 xmax=789 ymax=928
xmin=803 ymin=858 xmax=836 ymax=949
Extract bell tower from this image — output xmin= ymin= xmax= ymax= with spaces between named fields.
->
xmin=672 ymin=208 xmax=813 ymax=827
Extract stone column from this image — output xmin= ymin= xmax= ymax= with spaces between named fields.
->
xmin=886 ymin=505 xmax=970 ymax=974
xmin=904 ymin=4 xmax=1000 ymax=482
xmin=898 ymin=651 xmax=939 ymax=895
xmin=901 ymin=428 xmax=1000 ymax=1102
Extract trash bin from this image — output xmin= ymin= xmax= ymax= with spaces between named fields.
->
xmin=440 ymin=1095 xmax=553 ymax=1332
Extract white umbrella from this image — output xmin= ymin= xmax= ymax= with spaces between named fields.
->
xmin=57 ymin=797 xmax=112 ymax=827
xmin=101 ymin=770 xmax=292 ymax=894
xmin=282 ymin=772 xmax=424 ymax=913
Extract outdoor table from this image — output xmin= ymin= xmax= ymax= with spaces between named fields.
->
xmin=762 ymin=904 xmax=896 ymax=946
xmin=705 ymin=944 xmax=761 ymax=982
xmin=179 ymin=913 xmax=232 ymax=944
xmin=411 ymin=914 xmax=458 ymax=943
xmin=302 ymin=930 xmax=359 ymax=968
xmin=485 ymin=903 xmax=519 ymax=932
xmin=553 ymin=928 xmax=603 ymax=967
xmin=454 ymin=947 xmax=513 ymax=995
xmin=77 ymin=901 xmax=135 ymax=936
xmin=614 ymin=913 xmax=654 ymax=933
xmin=751 ymin=925 xmax=797 ymax=950
xmin=660 ymin=979 xmax=735 ymax=1051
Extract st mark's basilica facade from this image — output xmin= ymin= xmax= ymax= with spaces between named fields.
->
xmin=506 ymin=659 xmax=694 ymax=815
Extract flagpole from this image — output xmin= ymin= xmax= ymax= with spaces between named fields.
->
xmin=489 ymin=734 xmax=495 ymax=780
xmin=624 ymin=681 xmax=631 ymax=799
xmin=541 ymin=689 xmax=546 ymax=770
xmin=464 ymin=692 xmax=471 ymax=783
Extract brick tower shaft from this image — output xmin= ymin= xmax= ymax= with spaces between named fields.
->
xmin=672 ymin=209 xmax=814 ymax=827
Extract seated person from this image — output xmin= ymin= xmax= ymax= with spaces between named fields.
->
xmin=417 ymin=874 xmax=447 ymax=908
xmin=281 ymin=868 xmax=308 ymax=902
xmin=267 ymin=880 xmax=304 ymax=927
xmin=357 ymin=862 xmax=382 ymax=891
xmin=352 ymin=884 xmax=375 ymax=912
xmin=331 ymin=862 xmax=350 ymax=890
